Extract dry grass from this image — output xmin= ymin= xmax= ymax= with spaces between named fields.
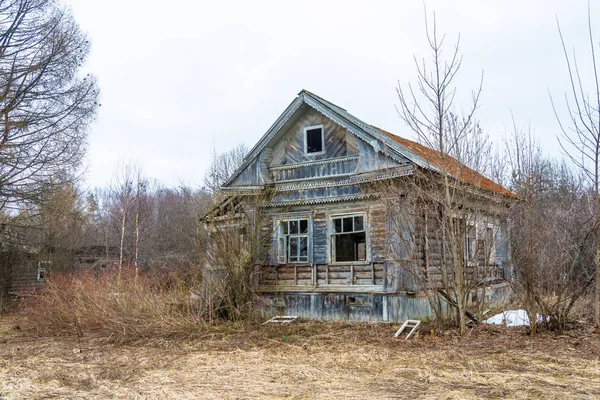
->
xmin=1 ymin=316 xmax=600 ymax=399
xmin=22 ymin=270 xmax=211 ymax=343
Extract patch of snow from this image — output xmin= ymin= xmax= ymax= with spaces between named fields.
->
xmin=484 ymin=309 xmax=545 ymax=327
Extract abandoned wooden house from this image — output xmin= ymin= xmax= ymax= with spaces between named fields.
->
xmin=207 ymin=90 xmax=515 ymax=322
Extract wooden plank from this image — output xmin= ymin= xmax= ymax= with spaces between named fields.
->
xmin=371 ymin=263 xmax=375 ymax=285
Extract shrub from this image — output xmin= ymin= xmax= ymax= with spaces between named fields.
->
xmin=24 ymin=268 xmax=210 ymax=343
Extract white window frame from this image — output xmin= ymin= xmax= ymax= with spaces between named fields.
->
xmin=303 ymin=124 xmax=325 ymax=156
xmin=277 ymin=218 xmax=311 ymax=264
xmin=485 ymin=223 xmax=497 ymax=265
xmin=465 ymin=221 xmax=477 ymax=264
xmin=329 ymin=212 xmax=369 ymax=264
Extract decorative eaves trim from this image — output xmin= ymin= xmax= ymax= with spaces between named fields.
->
xmin=269 ymin=155 xmax=359 ymax=171
xmin=274 ymin=166 xmax=413 ymax=192
xmin=220 ymin=165 xmax=413 ymax=195
xmin=266 ymin=193 xmax=380 ymax=207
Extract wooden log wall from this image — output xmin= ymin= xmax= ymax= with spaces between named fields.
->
xmin=412 ymin=209 xmax=503 ymax=290
xmin=258 ymin=263 xmax=385 ymax=287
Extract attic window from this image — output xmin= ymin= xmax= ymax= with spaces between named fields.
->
xmin=304 ymin=125 xmax=325 ymax=154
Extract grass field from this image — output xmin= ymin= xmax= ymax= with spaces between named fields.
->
xmin=1 ymin=316 xmax=600 ymax=399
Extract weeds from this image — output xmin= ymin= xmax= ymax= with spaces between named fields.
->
xmin=24 ymin=269 xmax=209 ymax=343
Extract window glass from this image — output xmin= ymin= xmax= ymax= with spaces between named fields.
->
xmin=343 ymin=217 xmax=353 ymax=232
xmin=486 ymin=226 xmax=495 ymax=261
xmin=300 ymin=220 xmax=308 ymax=233
xmin=486 ymin=227 xmax=494 ymax=245
xmin=354 ymin=216 xmax=364 ymax=231
xmin=279 ymin=218 xmax=310 ymax=264
xmin=289 ymin=237 xmax=298 ymax=262
xmin=299 ymin=237 xmax=308 ymax=257
xmin=334 ymin=218 xmax=342 ymax=233
xmin=289 ymin=220 xmax=298 ymax=234
xmin=306 ymin=128 xmax=323 ymax=153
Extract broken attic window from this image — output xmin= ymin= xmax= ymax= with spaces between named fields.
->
xmin=305 ymin=126 xmax=324 ymax=154
xmin=331 ymin=215 xmax=367 ymax=262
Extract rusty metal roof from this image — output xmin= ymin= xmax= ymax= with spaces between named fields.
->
xmin=375 ymin=127 xmax=516 ymax=198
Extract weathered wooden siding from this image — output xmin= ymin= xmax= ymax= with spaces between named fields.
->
xmin=226 ymin=105 xmax=409 ymax=188
xmin=258 ymin=282 xmax=510 ymax=322
xmin=369 ymin=205 xmax=387 ymax=263
xmin=258 ymin=263 xmax=385 ymax=287
xmin=228 ymin=157 xmax=261 ymax=187
xmin=270 ymin=108 xmax=348 ymax=165
xmin=355 ymin=137 xmax=402 ymax=172
xmin=9 ymin=262 xmax=42 ymax=293
xmin=270 ymin=156 xmax=359 ymax=182
xmin=313 ymin=211 xmax=328 ymax=264
xmin=259 ymin=198 xmax=395 ymax=291
xmin=411 ymin=208 xmax=509 ymax=290
xmin=269 ymin=185 xmax=364 ymax=205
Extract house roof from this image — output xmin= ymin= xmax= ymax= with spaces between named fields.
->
xmin=375 ymin=127 xmax=516 ymax=197
xmin=223 ymin=89 xmax=515 ymax=198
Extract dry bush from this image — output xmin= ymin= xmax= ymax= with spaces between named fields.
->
xmin=23 ymin=268 xmax=209 ymax=343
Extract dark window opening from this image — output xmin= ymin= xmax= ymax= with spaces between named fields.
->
xmin=332 ymin=215 xmax=366 ymax=262
xmin=306 ymin=127 xmax=324 ymax=153
xmin=348 ymin=296 xmax=369 ymax=306
xmin=334 ymin=232 xmax=366 ymax=262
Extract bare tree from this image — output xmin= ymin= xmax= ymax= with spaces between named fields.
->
xmin=111 ymin=164 xmax=136 ymax=278
xmin=133 ymin=169 xmax=148 ymax=277
xmin=0 ymin=0 xmax=98 ymax=215
xmin=203 ymin=189 xmax=273 ymax=321
xmin=394 ymin=11 xmax=494 ymax=335
xmin=204 ymin=143 xmax=248 ymax=194
xmin=552 ymin=4 xmax=600 ymax=326
xmin=505 ymin=123 xmax=595 ymax=333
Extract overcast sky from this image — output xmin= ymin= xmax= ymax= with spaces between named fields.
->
xmin=62 ymin=0 xmax=597 ymax=189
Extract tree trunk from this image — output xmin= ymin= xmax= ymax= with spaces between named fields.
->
xmin=118 ymin=195 xmax=128 ymax=280
xmin=595 ymin=238 xmax=600 ymax=326
xmin=134 ymin=187 xmax=140 ymax=278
